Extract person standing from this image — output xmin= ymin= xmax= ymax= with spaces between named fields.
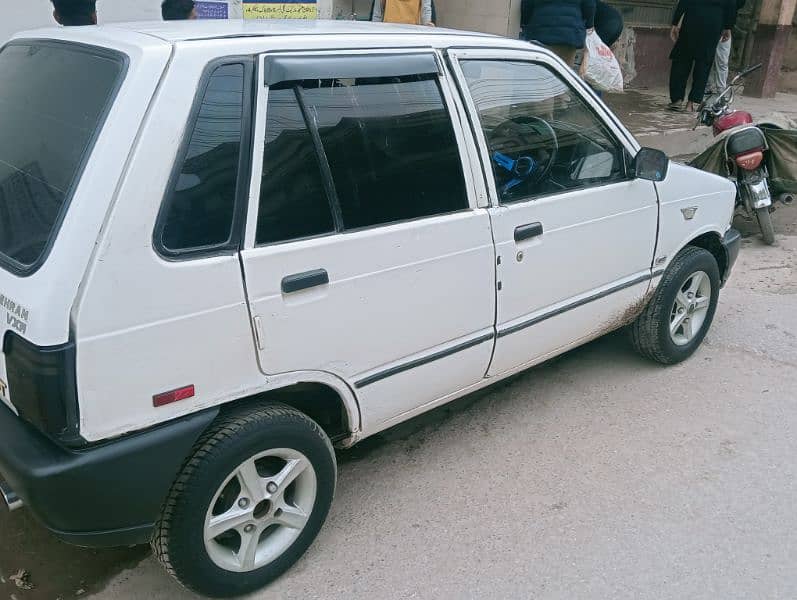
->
xmin=668 ymin=0 xmax=738 ymax=112
xmin=371 ymin=0 xmax=434 ymax=26
xmin=51 ymin=0 xmax=97 ymax=26
xmin=707 ymin=0 xmax=746 ymax=94
xmin=162 ymin=0 xmax=197 ymax=20
xmin=520 ymin=0 xmax=597 ymax=68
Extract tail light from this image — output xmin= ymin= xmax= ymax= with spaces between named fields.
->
xmin=734 ymin=151 xmax=764 ymax=171
xmin=2 ymin=331 xmax=82 ymax=446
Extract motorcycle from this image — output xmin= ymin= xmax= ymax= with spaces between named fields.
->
xmin=693 ymin=63 xmax=788 ymax=245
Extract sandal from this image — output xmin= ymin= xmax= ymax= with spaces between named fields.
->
xmin=667 ymin=102 xmax=683 ymax=112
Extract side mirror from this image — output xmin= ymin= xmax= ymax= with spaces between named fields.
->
xmin=634 ymin=147 xmax=669 ymax=182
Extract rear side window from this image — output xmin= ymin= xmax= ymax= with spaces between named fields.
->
xmin=159 ymin=63 xmax=247 ymax=254
xmin=0 ymin=41 xmax=125 ymax=274
xmin=256 ymin=73 xmax=468 ymax=245
xmin=257 ymin=87 xmax=334 ymax=245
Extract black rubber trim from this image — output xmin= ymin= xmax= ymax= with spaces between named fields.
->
xmin=264 ymin=52 xmax=439 ymax=86
xmin=497 ymin=273 xmax=653 ymax=339
xmin=281 ymin=269 xmax=329 ymax=294
xmin=153 ymin=56 xmax=256 ymax=261
xmin=0 ymin=39 xmax=129 ymax=277
xmin=721 ymin=227 xmax=742 ymax=285
xmin=0 ymin=404 xmax=218 ymax=546
xmin=355 ymin=333 xmax=494 ymax=389
xmin=514 ymin=222 xmax=543 ymax=242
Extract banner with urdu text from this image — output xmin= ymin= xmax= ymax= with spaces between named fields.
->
xmin=243 ymin=0 xmax=318 ymax=19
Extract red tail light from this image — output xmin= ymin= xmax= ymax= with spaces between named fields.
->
xmin=734 ymin=151 xmax=764 ymax=171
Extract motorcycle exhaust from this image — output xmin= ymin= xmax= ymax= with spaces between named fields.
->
xmin=779 ymin=193 xmax=794 ymax=205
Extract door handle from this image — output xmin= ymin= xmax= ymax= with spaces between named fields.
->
xmin=514 ymin=222 xmax=544 ymax=242
xmin=281 ymin=269 xmax=329 ymax=294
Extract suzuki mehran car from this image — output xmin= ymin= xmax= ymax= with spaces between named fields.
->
xmin=0 ymin=20 xmax=740 ymax=598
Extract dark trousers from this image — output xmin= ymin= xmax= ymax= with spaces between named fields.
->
xmin=670 ymin=55 xmax=712 ymax=103
xmin=595 ymin=5 xmax=623 ymax=46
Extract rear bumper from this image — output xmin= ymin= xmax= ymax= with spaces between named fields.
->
xmin=0 ymin=404 xmax=216 ymax=547
xmin=721 ymin=227 xmax=742 ymax=285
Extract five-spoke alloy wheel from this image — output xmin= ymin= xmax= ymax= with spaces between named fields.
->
xmin=152 ymin=405 xmax=336 ymax=598
xmin=669 ymin=270 xmax=712 ymax=346
xmin=631 ymin=246 xmax=720 ymax=364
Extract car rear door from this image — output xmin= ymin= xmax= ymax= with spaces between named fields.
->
xmin=448 ymin=48 xmax=659 ymax=377
xmin=239 ymin=50 xmax=496 ymax=433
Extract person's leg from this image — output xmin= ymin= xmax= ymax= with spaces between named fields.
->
xmin=708 ymin=36 xmax=731 ymax=93
xmin=689 ymin=57 xmax=713 ymax=105
xmin=547 ymin=45 xmax=578 ymax=68
xmin=669 ymin=56 xmax=691 ymax=106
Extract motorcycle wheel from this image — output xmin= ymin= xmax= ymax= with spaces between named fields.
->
xmin=755 ymin=206 xmax=776 ymax=245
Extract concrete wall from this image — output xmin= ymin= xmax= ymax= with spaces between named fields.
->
xmin=434 ymin=0 xmax=513 ymax=36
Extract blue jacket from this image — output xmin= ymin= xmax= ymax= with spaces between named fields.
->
xmin=520 ymin=0 xmax=597 ymax=49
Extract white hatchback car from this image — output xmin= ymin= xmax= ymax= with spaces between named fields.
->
xmin=0 ymin=20 xmax=739 ymax=597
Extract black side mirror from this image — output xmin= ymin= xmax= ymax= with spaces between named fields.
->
xmin=634 ymin=147 xmax=669 ymax=182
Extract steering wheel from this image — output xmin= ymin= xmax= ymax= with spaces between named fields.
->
xmin=489 ymin=116 xmax=559 ymax=191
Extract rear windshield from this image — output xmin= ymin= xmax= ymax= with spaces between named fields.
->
xmin=0 ymin=41 xmax=125 ymax=274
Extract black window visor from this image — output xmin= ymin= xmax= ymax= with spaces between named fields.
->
xmin=263 ymin=53 xmax=440 ymax=86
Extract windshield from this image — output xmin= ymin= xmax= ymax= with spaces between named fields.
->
xmin=0 ymin=41 xmax=125 ymax=274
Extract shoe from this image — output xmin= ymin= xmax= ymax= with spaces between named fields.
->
xmin=667 ymin=101 xmax=683 ymax=112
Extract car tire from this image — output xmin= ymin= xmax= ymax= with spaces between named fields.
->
xmin=151 ymin=404 xmax=336 ymax=598
xmin=630 ymin=246 xmax=720 ymax=365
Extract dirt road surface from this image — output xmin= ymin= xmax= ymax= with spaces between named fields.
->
xmin=2 ymin=206 xmax=796 ymax=599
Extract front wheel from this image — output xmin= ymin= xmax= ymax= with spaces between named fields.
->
xmin=630 ymin=247 xmax=720 ymax=364
xmin=152 ymin=404 xmax=336 ymax=598
xmin=755 ymin=206 xmax=776 ymax=245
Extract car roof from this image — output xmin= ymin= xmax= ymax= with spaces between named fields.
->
xmin=98 ymin=19 xmax=498 ymax=43
xmin=11 ymin=20 xmax=542 ymax=63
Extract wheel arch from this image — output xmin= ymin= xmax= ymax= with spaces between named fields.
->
xmin=218 ymin=378 xmax=361 ymax=447
xmin=686 ymin=230 xmax=728 ymax=282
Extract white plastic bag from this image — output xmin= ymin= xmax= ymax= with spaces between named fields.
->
xmin=582 ymin=31 xmax=624 ymax=93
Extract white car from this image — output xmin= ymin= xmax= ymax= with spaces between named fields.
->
xmin=0 ymin=20 xmax=739 ymax=598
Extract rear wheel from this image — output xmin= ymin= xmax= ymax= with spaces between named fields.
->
xmin=630 ymin=247 xmax=720 ymax=364
xmin=755 ymin=206 xmax=776 ymax=245
xmin=152 ymin=404 xmax=336 ymax=598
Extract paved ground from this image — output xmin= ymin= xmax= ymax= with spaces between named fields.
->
xmin=2 ymin=206 xmax=796 ymax=599
xmin=2 ymin=105 xmax=797 ymax=599
xmin=605 ymin=88 xmax=797 ymax=160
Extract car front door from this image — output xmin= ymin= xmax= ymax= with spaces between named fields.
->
xmin=449 ymin=49 xmax=659 ymax=377
xmin=240 ymin=50 xmax=496 ymax=433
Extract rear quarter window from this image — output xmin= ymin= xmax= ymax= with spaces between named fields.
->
xmin=0 ymin=41 xmax=126 ymax=275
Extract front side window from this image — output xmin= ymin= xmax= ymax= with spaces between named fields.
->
xmin=256 ymin=71 xmax=468 ymax=245
xmin=159 ymin=63 xmax=246 ymax=254
xmin=461 ymin=60 xmax=627 ymax=204
xmin=0 ymin=42 xmax=125 ymax=273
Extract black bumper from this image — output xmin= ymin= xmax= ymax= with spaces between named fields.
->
xmin=0 ymin=404 xmax=216 ymax=547
xmin=721 ymin=227 xmax=742 ymax=285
